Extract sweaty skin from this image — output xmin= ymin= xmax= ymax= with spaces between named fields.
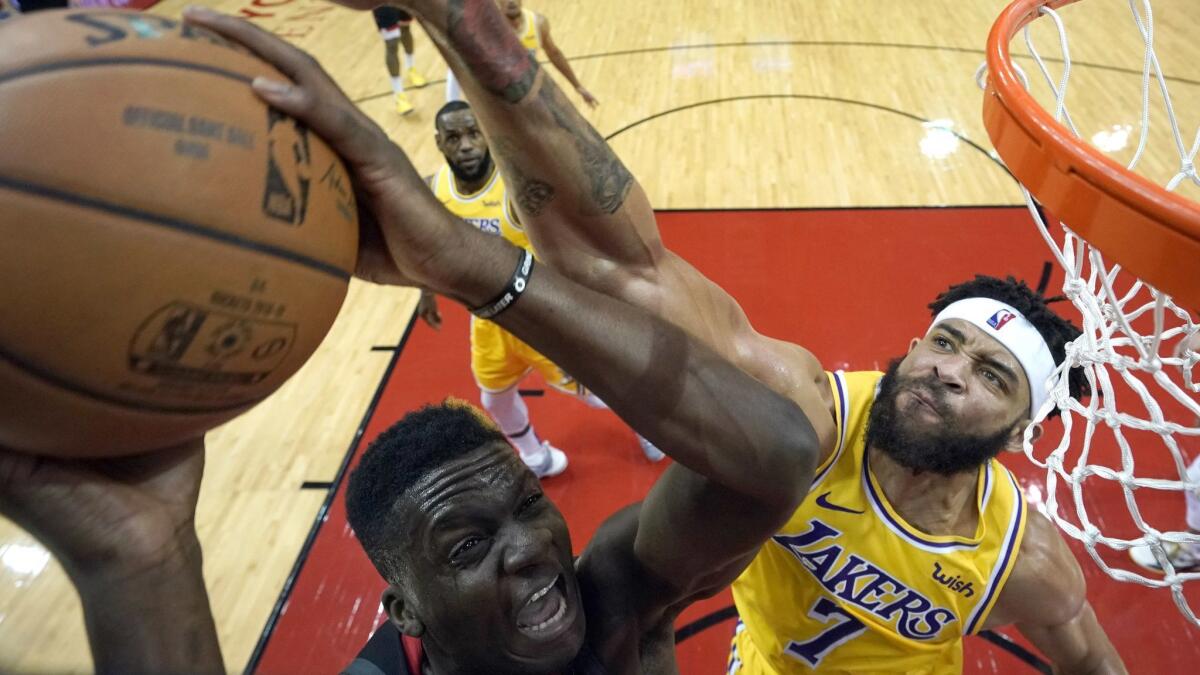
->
xmin=369 ymin=2 xmax=1125 ymax=672
xmin=0 ymin=7 xmax=824 ymax=675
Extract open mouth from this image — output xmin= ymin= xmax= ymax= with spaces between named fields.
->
xmin=515 ymin=575 xmax=569 ymax=636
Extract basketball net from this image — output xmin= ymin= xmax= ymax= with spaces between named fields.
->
xmin=981 ymin=0 xmax=1200 ymax=628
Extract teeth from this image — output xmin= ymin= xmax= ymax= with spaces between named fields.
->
xmin=525 ymin=595 xmax=567 ymax=632
xmin=526 ymin=578 xmax=556 ymax=607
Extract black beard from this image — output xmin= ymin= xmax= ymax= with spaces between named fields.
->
xmin=865 ymin=358 xmax=1016 ymax=476
xmin=449 ymin=150 xmax=494 ymax=184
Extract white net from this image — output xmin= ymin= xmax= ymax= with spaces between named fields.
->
xmin=984 ymin=0 xmax=1200 ymax=628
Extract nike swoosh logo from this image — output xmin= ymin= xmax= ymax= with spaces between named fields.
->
xmin=815 ymin=491 xmax=864 ymax=514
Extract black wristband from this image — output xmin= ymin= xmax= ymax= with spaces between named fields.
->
xmin=471 ymin=250 xmax=534 ymax=320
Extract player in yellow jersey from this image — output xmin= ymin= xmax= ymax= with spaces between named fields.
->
xmin=372 ymin=7 xmax=428 ymax=116
xmin=445 ymin=0 xmax=599 ymax=109
xmin=724 ymin=280 xmax=1104 ymax=674
xmin=420 ymin=101 xmax=663 ymax=477
xmin=380 ymin=3 xmax=1126 ymax=672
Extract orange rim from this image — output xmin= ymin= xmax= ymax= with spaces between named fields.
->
xmin=984 ymin=0 xmax=1200 ymax=312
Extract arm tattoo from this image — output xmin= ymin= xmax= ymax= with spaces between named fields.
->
xmin=538 ymin=84 xmax=633 ymax=214
xmin=493 ymin=138 xmax=557 ymax=217
xmin=517 ymin=179 xmax=557 ymax=217
xmin=446 ymin=0 xmax=539 ymax=103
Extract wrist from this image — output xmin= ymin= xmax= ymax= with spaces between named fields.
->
xmin=419 ymin=227 xmax=525 ymax=308
xmin=70 ymin=527 xmax=203 ymax=594
xmin=471 ymin=250 xmax=534 ymax=319
xmin=72 ymin=529 xmax=223 ymax=674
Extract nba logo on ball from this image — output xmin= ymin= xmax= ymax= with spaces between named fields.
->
xmin=262 ymin=108 xmax=313 ymax=226
xmin=0 ymin=10 xmax=359 ymax=457
xmin=988 ymin=309 xmax=1017 ymax=330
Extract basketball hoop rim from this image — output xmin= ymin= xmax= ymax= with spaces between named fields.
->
xmin=984 ymin=0 xmax=1200 ymax=312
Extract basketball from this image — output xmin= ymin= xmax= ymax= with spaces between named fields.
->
xmin=0 ymin=10 xmax=359 ymax=458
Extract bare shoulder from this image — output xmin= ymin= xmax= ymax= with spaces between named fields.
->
xmin=577 ymin=503 xmax=645 ymax=599
xmin=986 ymin=509 xmax=1086 ymax=628
xmin=573 ymin=503 xmax=683 ymax=672
xmin=736 ymin=333 xmax=837 ymax=456
xmin=575 ymin=504 xmax=651 ymax=629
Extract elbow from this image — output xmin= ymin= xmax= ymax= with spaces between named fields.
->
xmin=760 ymin=402 xmax=821 ymax=511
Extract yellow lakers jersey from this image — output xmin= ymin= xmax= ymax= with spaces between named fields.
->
xmin=432 ymin=164 xmax=532 ymax=253
xmin=516 ymin=8 xmax=541 ymax=55
xmin=730 ymin=370 xmax=1027 ymax=675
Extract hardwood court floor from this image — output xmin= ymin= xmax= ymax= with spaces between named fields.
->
xmin=1 ymin=0 xmax=1198 ymax=672
xmin=250 ymin=206 xmax=1200 ymax=675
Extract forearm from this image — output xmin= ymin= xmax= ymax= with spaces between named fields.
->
xmin=546 ymin=49 xmax=583 ymax=90
xmin=73 ymin=534 xmax=222 ymax=675
xmin=1016 ymin=603 xmax=1126 ymax=675
xmin=1055 ymin=631 xmax=1125 ymax=675
xmin=400 ymin=0 xmax=653 ymax=268
xmin=423 ymin=225 xmax=817 ymax=503
xmin=1053 ymin=650 xmax=1125 ymax=675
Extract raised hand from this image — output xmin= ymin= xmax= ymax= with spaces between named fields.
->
xmin=0 ymin=439 xmax=205 ymax=578
xmin=576 ymin=85 xmax=600 ymax=109
xmin=0 ymin=439 xmax=224 ymax=674
xmin=185 ymin=7 xmax=466 ymax=291
xmin=416 ymin=290 xmax=444 ymax=329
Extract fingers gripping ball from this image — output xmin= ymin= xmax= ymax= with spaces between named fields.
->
xmin=0 ymin=10 xmax=359 ymax=457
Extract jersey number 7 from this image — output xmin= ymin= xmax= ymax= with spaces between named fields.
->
xmin=784 ymin=597 xmax=867 ymax=667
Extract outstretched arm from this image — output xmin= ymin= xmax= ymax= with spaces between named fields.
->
xmin=390 ymin=0 xmax=838 ymax=454
xmin=985 ymin=513 xmax=1125 ymax=674
xmin=0 ymin=440 xmax=223 ymax=674
xmin=397 ymin=0 xmax=654 ymax=280
xmin=189 ymin=5 xmax=820 ymax=630
xmin=537 ymin=14 xmax=598 ymax=108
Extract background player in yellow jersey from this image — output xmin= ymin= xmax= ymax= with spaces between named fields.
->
xmin=420 ymin=100 xmax=664 ymax=477
xmin=377 ymin=1 xmax=1125 ymax=672
xmin=372 ymin=7 xmax=428 ymax=116
xmin=444 ymin=0 xmax=599 ymax=109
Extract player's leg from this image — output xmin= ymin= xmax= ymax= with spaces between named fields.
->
xmin=379 ymin=27 xmax=414 ymax=115
xmin=383 ymin=36 xmax=402 ymax=82
xmin=397 ymin=13 xmax=427 ymax=87
xmin=1131 ymin=453 xmax=1200 ymax=572
xmin=479 ymin=386 xmax=566 ymax=478
xmin=525 ymin=343 xmax=666 ymax=462
xmin=1187 ymin=454 xmax=1200 ymax=557
xmin=472 ymin=320 xmax=566 ymax=477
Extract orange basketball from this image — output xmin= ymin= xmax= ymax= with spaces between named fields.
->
xmin=0 ymin=10 xmax=359 ymax=457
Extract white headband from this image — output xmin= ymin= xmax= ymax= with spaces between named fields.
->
xmin=928 ymin=297 xmax=1056 ymax=416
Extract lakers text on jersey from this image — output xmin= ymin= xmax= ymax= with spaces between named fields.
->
xmin=729 ymin=370 xmax=1027 ymax=675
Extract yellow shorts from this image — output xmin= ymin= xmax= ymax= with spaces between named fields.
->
xmin=470 ymin=317 xmax=581 ymax=394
